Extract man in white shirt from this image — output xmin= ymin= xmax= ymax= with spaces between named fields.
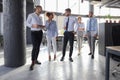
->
xmin=26 ymin=5 xmax=44 ymax=70
xmin=60 ymin=8 xmax=76 ymax=62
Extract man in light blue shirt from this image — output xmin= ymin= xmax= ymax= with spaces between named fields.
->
xmin=86 ymin=11 xmax=98 ymax=59
xmin=60 ymin=8 xmax=76 ymax=62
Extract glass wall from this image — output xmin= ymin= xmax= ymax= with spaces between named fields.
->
xmin=39 ymin=0 xmax=120 ymax=34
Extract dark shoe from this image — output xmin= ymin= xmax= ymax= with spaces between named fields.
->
xmin=69 ymin=58 xmax=73 ymax=62
xmin=29 ymin=63 xmax=34 ymax=71
xmin=91 ymin=55 xmax=94 ymax=59
xmin=49 ymin=55 xmax=51 ymax=61
xmin=88 ymin=53 xmax=92 ymax=55
xmin=60 ymin=57 xmax=64 ymax=61
xmin=54 ymin=54 xmax=56 ymax=61
xmin=35 ymin=60 xmax=41 ymax=65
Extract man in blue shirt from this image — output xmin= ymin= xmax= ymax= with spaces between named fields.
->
xmin=60 ymin=8 xmax=76 ymax=62
xmin=86 ymin=11 xmax=98 ymax=59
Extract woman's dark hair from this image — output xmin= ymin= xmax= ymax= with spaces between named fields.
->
xmin=46 ymin=12 xmax=53 ymax=17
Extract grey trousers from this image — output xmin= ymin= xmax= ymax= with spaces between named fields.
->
xmin=77 ymin=35 xmax=83 ymax=53
xmin=87 ymin=31 xmax=96 ymax=55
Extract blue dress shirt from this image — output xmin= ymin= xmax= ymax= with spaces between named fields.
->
xmin=45 ymin=20 xmax=58 ymax=38
xmin=63 ymin=16 xmax=76 ymax=31
xmin=86 ymin=17 xmax=98 ymax=34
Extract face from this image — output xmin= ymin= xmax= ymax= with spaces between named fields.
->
xmin=65 ymin=11 xmax=70 ymax=16
xmin=78 ymin=18 xmax=81 ymax=23
xmin=49 ymin=14 xmax=54 ymax=20
xmin=36 ymin=7 xmax=42 ymax=14
xmin=89 ymin=12 xmax=93 ymax=17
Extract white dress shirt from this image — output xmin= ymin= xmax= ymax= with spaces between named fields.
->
xmin=63 ymin=16 xmax=76 ymax=31
xmin=26 ymin=13 xmax=43 ymax=31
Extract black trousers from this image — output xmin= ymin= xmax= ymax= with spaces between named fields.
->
xmin=31 ymin=30 xmax=43 ymax=61
xmin=62 ymin=31 xmax=74 ymax=58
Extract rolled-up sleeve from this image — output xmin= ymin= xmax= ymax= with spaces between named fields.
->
xmin=26 ymin=14 xmax=32 ymax=28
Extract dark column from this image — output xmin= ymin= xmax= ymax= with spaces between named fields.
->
xmin=26 ymin=1 xmax=34 ymax=44
xmin=3 ymin=0 xmax=26 ymax=67
xmin=89 ymin=3 xmax=94 ymax=12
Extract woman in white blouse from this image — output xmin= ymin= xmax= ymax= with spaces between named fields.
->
xmin=45 ymin=12 xmax=58 ymax=61
xmin=74 ymin=16 xmax=85 ymax=55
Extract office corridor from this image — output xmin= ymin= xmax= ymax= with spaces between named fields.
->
xmin=0 ymin=44 xmax=105 ymax=80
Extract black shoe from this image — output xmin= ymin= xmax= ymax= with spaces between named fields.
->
xmin=60 ymin=57 xmax=64 ymax=61
xmin=88 ymin=53 xmax=92 ymax=55
xmin=91 ymin=55 xmax=94 ymax=59
xmin=69 ymin=58 xmax=73 ymax=62
xmin=29 ymin=65 xmax=34 ymax=71
xmin=35 ymin=60 xmax=41 ymax=65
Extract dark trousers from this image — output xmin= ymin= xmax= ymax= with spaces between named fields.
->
xmin=62 ymin=31 xmax=74 ymax=58
xmin=31 ymin=30 xmax=43 ymax=61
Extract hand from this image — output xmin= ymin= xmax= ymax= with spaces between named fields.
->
xmin=64 ymin=26 xmax=66 ymax=30
xmin=73 ymin=32 xmax=76 ymax=35
xmin=56 ymin=36 xmax=58 ymax=40
xmin=32 ymin=24 xmax=39 ymax=28
xmin=84 ymin=34 xmax=88 ymax=37
xmin=78 ymin=27 xmax=84 ymax=31
xmin=94 ymin=34 xmax=98 ymax=38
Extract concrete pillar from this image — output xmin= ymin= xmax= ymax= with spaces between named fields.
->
xmin=26 ymin=1 xmax=34 ymax=44
xmin=3 ymin=0 xmax=26 ymax=67
xmin=89 ymin=3 xmax=94 ymax=12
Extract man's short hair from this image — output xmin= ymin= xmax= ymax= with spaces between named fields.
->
xmin=89 ymin=11 xmax=93 ymax=14
xmin=65 ymin=8 xmax=71 ymax=13
xmin=34 ymin=5 xmax=42 ymax=11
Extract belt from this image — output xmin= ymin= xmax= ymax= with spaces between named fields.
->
xmin=31 ymin=30 xmax=42 ymax=32
xmin=65 ymin=31 xmax=74 ymax=33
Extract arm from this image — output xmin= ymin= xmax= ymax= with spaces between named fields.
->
xmin=26 ymin=14 xmax=32 ymax=28
xmin=55 ymin=21 xmax=58 ymax=37
xmin=63 ymin=18 xmax=66 ymax=30
xmin=74 ymin=23 xmax=78 ymax=32
xmin=94 ymin=19 xmax=98 ymax=37
xmin=45 ymin=21 xmax=50 ymax=30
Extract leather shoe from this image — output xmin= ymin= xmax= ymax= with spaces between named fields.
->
xmin=91 ymin=55 xmax=94 ymax=59
xmin=60 ymin=57 xmax=64 ymax=61
xmin=29 ymin=64 xmax=34 ymax=71
xmin=69 ymin=58 xmax=73 ymax=62
xmin=88 ymin=53 xmax=92 ymax=55
xmin=35 ymin=60 xmax=41 ymax=65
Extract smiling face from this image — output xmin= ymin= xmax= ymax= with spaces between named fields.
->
xmin=49 ymin=14 xmax=54 ymax=20
xmin=64 ymin=8 xmax=71 ymax=16
xmin=78 ymin=17 xmax=82 ymax=23
xmin=88 ymin=12 xmax=93 ymax=18
xmin=35 ymin=6 xmax=42 ymax=15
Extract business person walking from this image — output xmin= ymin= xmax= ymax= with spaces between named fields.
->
xmin=86 ymin=12 xmax=98 ymax=59
xmin=60 ymin=8 xmax=76 ymax=62
xmin=74 ymin=16 xmax=85 ymax=55
xmin=45 ymin=12 xmax=58 ymax=61
xmin=26 ymin=5 xmax=44 ymax=70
